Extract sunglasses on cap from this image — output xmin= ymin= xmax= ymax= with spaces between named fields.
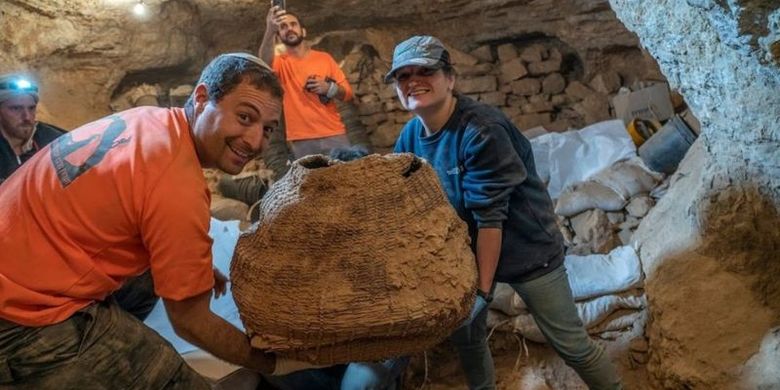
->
xmin=0 ymin=79 xmax=38 ymax=93
xmin=393 ymin=67 xmax=440 ymax=83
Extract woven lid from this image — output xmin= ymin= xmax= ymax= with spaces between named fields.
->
xmin=230 ymin=153 xmax=477 ymax=364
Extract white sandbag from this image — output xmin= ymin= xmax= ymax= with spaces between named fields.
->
xmin=508 ymin=292 xmax=646 ymax=343
xmin=512 ymin=314 xmax=547 ymax=343
xmin=554 ymin=181 xmax=627 ymax=217
xmin=591 ymin=157 xmax=663 ymax=200
xmin=496 ymin=245 xmax=643 ymax=312
xmin=486 ymin=309 xmax=514 ymax=332
xmin=531 ymin=119 xmax=636 ymax=199
xmin=577 ymin=292 xmax=645 ymax=328
xmin=490 ymin=283 xmax=526 ymax=316
xmin=566 ymin=245 xmax=643 ymax=301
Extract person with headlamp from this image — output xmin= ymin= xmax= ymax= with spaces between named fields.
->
xmin=0 ymin=73 xmax=66 ymax=184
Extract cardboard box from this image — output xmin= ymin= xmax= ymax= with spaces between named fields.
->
xmin=679 ymin=108 xmax=702 ymax=135
xmin=612 ymin=82 xmax=675 ymax=124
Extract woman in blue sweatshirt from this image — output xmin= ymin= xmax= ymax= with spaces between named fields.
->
xmin=388 ymin=36 xmax=622 ymax=390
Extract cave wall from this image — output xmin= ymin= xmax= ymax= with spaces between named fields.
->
xmin=0 ymin=0 xmax=208 ymax=129
xmin=609 ymin=0 xmax=780 ymax=388
xmin=1 ymin=0 xmax=663 ymax=131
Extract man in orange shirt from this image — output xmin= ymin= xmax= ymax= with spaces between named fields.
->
xmin=258 ymin=5 xmax=354 ymax=159
xmin=0 ymin=53 xmax=313 ymax=388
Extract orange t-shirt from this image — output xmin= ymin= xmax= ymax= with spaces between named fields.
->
xmin=0 ymin=106 xmax=214 ymax=326
xmin=273 ymin=50 xmax=354 ymax=141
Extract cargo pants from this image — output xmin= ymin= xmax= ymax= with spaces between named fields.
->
xmin=0 ymin=271 xmax=209 ymax=389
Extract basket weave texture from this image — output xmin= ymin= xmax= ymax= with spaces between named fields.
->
xmin=230 ymin=153 xmax=477 ymax=364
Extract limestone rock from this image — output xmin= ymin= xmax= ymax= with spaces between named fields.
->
xmin=448 ymin=46 xmax=479 ymax=67
xmin=510 ymin=78 xmax=542 ymax=96
xmin=626 ymin=195 xmax=655 ymax=218
xmin=458 ymin=75 xmax=498 ymax=94
xmin=459 ymin=63 xmax=495 ymax=77
xmin=369 ymin=121 xmax=402 ymax=148
xmin=469 ymin=45 xmax=494 ymax=63
xmin=513 ymin=113 xmax=551 ymax=130
xmin=589 ymin=71 xmax=622 ymax=94
xmin=499 ymin=58 xmax=529 ymax=83
xmin=542 ymin=73 xmax=566 ymax=95
xmin=479 ymin=91 xmax=507 ymax=107
xmin=522 ymin=100 xmax=554 ymax=114
xmin=497 ymin=43 xmax=518 ymax=62
xmin=520 ymin=44 xmax=547 ymax=63
xmin=565 ymin=81 xmax=595 ymax=101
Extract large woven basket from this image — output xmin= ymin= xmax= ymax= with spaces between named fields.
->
xmin=230 ymin=153 xmax=477 ymax=364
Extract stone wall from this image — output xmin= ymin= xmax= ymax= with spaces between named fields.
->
xmin=326 ymin=28 xmax=667 ymax=153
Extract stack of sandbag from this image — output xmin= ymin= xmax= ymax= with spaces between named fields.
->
xmin=487 ymin=245 xmax=645 ymax=342
xmin=554 ymin=157 xmax=664 ymax=255
xmin=231 ymin=153 xmax=477 ymax=365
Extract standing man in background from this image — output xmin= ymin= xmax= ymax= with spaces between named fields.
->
xmin=258 ymin=3 xmax=354 ymax=159
xmin=0 ymin=73 xmax=66 ymax=184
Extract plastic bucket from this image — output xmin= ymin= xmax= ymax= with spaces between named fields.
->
xmin=638 ymin=115 xmax=697 ymax=174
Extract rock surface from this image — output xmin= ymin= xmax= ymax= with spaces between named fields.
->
xmin=612 ymin=0 xmax=780 ymax=387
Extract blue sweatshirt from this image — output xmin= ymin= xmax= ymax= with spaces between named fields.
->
xmin=394 ymin=95 xmax=563 ymax=283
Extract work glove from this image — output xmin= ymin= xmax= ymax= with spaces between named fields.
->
xmin=272 ymin=356 xmax=327 ymax=376
xmin=459 ymin=292 xmax=490 ymax=328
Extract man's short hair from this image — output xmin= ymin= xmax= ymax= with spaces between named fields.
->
xmin=185 ymin=53 xmax=284 ymax=111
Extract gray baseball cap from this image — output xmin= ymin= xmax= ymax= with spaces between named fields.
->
xmin=384 ymin=35 xmax=451 ymax=83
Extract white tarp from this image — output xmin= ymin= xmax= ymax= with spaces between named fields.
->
xmin=144 ymin=218 xmax=243 ymax=354
xmin=531 ymin=119 xmax=636 ymax=199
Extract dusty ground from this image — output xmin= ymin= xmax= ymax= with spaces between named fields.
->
xmin=406 ymin=314 xmax=649 ymax=390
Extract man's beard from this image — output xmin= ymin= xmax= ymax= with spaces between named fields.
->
xmin=0 ymin=121 xmax=35 ymax=140
xmin=281 ymin=33 xmax=303 ymax=47
xmin=14 ymin=122 xmax=36 ymax=139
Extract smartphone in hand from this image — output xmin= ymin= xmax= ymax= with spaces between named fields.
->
xmin=272 ymin=0 xmax=286 ymax=10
